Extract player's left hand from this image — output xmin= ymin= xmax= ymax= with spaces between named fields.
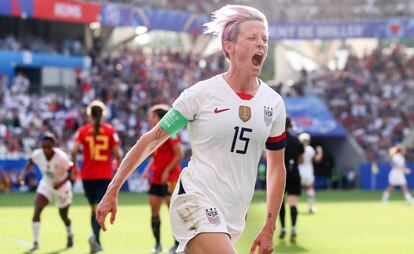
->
xmin=250 ymin=227 xmax=274 ymax=254
xmin=96 ymin=189 xmax=118 ymax=232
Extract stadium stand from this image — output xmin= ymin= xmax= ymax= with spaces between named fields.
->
xmin=304 ymin=45 xmax=414 ymax=162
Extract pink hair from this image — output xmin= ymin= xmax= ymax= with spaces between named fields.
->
xmin=203 ymin=5 xmax=268 ymax=58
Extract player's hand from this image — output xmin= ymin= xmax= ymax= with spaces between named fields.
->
xmin=53 ymin=180 xmax=65 ymax=189
xmin=96 ymin=190 xmax=118 ymax=232
xmin=250 ymin=227 xmax=274 ymax=254
xmin=160 ymin=171 xmax=169 ymax=184
xmin=18 ymin=175 xmax=25 ymax=186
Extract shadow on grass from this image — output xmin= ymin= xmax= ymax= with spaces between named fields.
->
xmin=277 ymin=241 xmax=309 ymax=253
xmin=21 ymin=247 xmax=73 ymax=254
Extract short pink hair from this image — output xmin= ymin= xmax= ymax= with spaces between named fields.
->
xmin=203 ymin=5 xmax=268 ymax=58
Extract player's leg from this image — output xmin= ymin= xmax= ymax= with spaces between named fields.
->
xmin=56 ymin=181 xmax=74 ymax=248
xmin=382 ymin=185 xmax=393 ymax=203
xmin=306 ymin=184 xmax=316 ymax=213
xmin=31 ymin=193 xmax=49 ymax=250
xmin=185 ymin=233 xmax=237 ymax=254
xmin=59 ymin=205 xmax=74 ymax=248
xmin=278 ymin=196 xmax=286 ymax=239
xmin=83 ymin=180 xmax=109 ymax=253
xmin=401 ymin=184 xmax=413 ymax=205
xmin=149 ymin=190 xmax=164 ymax=253
xmin=287 ymin=194 xmax=299 ymax=244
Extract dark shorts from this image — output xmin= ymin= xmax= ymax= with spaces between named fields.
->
xmin=148 ymin=180 xmax=177 ymax=197
xmin=82 ymin=179 xmax=111 ymax=205
xmin=285 ymin=169 xmax=301 ymax=196
xmin=148 ymin=183 xmax=169 ymax=197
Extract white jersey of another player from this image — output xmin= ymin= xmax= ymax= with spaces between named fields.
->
xmin=31 ymin=147 xmax=71 ymax=187
xmin=299 ymin=145 xmax=316 ymax=185
xmin=389 ymin=153 xmax=407 ymax=186
xmin=170 ymin=74 xmax=286 ymax=237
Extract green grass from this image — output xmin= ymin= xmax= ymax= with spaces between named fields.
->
xmin=0 ymin=190 xmax=413 ymax=254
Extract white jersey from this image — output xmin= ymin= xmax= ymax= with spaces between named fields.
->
xmin=299 ymin=146 xmax=316 ymax=175
xmin=391 ymin=153 xmax=405 ymax=171
xmin=31 ymin=148 xmax=71 ymax=186
xmin=172 ymin=74 xmax=286 ymax=232
xmin=388 ymin=153 xmax=407 ymax=186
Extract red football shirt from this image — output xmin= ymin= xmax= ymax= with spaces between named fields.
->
xmin=150 ymin=136 xmax=182 ymax=184
xmin=75 ymin=123 xmax=120 ymax=180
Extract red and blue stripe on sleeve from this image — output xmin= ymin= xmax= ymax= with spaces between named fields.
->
xmin=266 ymin=132 xmax=286 ymax=150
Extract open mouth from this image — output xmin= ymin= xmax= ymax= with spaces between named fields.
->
xmin=252 ymin=53 xmax=263 ymax=67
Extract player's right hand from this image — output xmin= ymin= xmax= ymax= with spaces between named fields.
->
xmin=96 ymin=190 xmax=118 ymax=232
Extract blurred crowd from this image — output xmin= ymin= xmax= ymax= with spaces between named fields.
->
xmin=307 ymin=45 xmax=414 ymax=162
xmin=0 ymin=48 xmax=226 ymax=162
xmin=0 ymin=34 xmax=85 ymax=56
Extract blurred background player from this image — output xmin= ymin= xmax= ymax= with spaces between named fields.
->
xmin=382 ymin=144 xmax=413 ymax=205
xmin=298 ymin=133 xmax=323 ymax=213
xmin=279 ymin=117 xmax=304 ymax=244
xmin=141 ymin=104 xmax=183 ymax=254
xmin=71 ymin=100 xmax=121 ymax=253
xmin=18 ymin=132 xmax=75 ymax=251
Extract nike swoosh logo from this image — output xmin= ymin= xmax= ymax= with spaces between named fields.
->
xmin=214 ymin=108 xmax=230 ymax=113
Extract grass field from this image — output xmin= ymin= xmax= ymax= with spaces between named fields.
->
xmin=1 ymin=190 xmax=413 ymax=254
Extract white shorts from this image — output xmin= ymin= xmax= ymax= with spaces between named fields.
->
xmin=169 ymin=192 xmax=241 ymax=253
xmin=388 ymin=169 xmax=407 ymax=186
xmin=299 ymin=168 xmax=314 ymax=186
xmin=37 ymin=180 xmax=73 ymax=208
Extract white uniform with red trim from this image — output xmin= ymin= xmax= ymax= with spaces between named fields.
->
xmin=388 ymin=153 xmax=407 ymax=186
xmin=169 ymin=74 xmax=286 ymax=252
xmin=31 ymin=148 xmax=73 ymax=208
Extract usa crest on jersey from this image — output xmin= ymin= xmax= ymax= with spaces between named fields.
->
xmin=205 ymin=208 xmax=221 ymax=225
xmin=239 ymin=106 xmax=251 ymax=122
xmin=264 ymin=106 xmax=274 ymax=127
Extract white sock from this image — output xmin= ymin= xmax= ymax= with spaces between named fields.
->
xmin=32 ymin=222 xmax=40 ymax=243
xmin=382 ymin=191 xmax=390 ymax=202
xmin=404 ymin=193 xmax=413 ymax=204
xmin=291 ymin=226 xmax=296 ymax=232
xmin=307 ymin=189 xmax=315 ymax=209
xmin=66 ymin=225 xmax=73 ymax=236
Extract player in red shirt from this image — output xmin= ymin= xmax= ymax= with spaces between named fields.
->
xmin=141 ymin=104 xmax=183 ymax=254
xmin=71 ymin=100 xmax=121 ymax=253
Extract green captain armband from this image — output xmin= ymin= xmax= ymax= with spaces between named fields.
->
xmin=160 ymin=108 xmax=189 ymax=137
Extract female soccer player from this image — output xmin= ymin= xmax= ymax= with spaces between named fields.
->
xmin=71 ymin=100 xmax=121 ymax=253
xmin=382 ymin=144 xmax=413 ymax=205
xmin=141 ymin=104 xmax=183 ymax=253
xmin=18 ymin=132 xmax=75 ymax=251
xmin=298 ymin=133 xmax=322 ymax=213
xmin=96 ymin=5 xmax=287 ymax=254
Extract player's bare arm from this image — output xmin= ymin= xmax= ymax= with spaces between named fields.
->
xmin=96 ymin=123 xmax=170 ymax=231
xmin=18 ymin=159 xmax=34 ymax=185
xmin=250 ymin=148 xmax=286 ymax=254
xmin=70 ymin=142 xmax=81 ymax=172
